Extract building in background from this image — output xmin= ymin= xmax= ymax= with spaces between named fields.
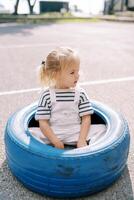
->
xmin=104 ymin=0 xmax=134 ymax=14
xmin=39 ymin=1 xmax=69 ymax=13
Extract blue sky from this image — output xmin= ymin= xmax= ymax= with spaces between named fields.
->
xmin=0 ymin=0 xmax=105 ymax=14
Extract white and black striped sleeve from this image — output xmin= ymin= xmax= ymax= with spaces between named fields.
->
xmin=79 ymin=90 xmax=94 ymax=117
xmin=35 ymin=90 xmax=51 ymax=120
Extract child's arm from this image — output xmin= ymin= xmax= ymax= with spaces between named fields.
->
xmin=39 ymin=119 xmax=64 ymax=149
xmin=77 ymin=115 xmax=91 ymax=148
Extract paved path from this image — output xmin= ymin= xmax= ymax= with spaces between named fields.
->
xmin=0 ymin=21 xmax=134 ymax=200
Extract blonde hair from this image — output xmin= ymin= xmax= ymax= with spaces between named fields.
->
xmin=38 ymin=47 xmax=80 ymax=87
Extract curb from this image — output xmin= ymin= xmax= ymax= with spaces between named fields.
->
xmin=0 ymin=15 xmax=134 ymax=24
xmin=99 ymin=15 xmax=134 ymax=23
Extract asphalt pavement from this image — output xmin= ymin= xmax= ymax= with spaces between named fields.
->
xmin=0 ymin=21 xmax=134 ymax=200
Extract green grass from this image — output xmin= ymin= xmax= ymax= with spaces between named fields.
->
xmin=0 ymin=13 xmax=100 ymax=24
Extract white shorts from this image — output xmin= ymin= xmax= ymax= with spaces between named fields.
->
xmin=29 ymin=124 xmax=106 ymax=145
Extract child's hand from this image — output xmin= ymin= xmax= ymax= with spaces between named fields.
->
xmin=77 ymin=139 xmax=88 ymax=148
xmin=53 ymin=138 xmax=64 ymax=149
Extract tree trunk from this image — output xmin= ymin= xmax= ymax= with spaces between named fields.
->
xmin=108 ymin=0 xmax=114 ymax=14
xmin=125 ymin=0 xmax=128 ymax=9
xmin=121 ymin=0 xmax=125 ymax=11
xmin=27 ymin=0 xmax=37 ymax=14
xmin=13 ymin=0 xmax=20 ymax=15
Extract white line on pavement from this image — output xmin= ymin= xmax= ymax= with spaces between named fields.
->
xmin=0 ymin=43 xmax=73 ymax=49
xmin=0 ymin=87 xmax=40 ymax=96
xmin=0 ymin=76 xmax=134 ymax=96
xmin=79 ymin=76 xmax=134 ymax=86
xmin=0 ymin=44 xmax=54 ymax=49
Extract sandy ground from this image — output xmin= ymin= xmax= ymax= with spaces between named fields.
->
xmin=0 ymin=21 xmax=134 ymax=200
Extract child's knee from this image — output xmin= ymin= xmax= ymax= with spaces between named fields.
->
xmin=98 ymin=124 xmax=107 ymax=133
xmin=29 ymin=127 xmax=43 ymax=138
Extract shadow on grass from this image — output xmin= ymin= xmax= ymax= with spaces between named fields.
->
xmin=0 ymin=160 xmax=133 ymax=200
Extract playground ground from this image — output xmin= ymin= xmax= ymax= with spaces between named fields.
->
xmin=0 ymin=21 xmax=134 ymax=200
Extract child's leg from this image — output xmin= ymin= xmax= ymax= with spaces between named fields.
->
xmin=28 ymin=127 xmax=50 ymax=144
xmin=87 ymin=124 xmax=106 ymax=144
xmin=63 ymin=125 xmax=106 ymax=146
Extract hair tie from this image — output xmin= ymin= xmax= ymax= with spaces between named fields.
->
xmin=41 ymin=61 xmax=45 ymax=65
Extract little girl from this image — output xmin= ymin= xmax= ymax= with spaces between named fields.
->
xmin=30 ymin=47 xmax=106 ymax=149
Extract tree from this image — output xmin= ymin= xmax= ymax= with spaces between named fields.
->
xmin=13 ymin=0 xmax=20 ymax=15
xmin=27 ymin=0 xmax=37 ymax=15
xmin=125 ymin=0 xmax=128 ymax=10
xmin=109 ymin=0 xmax=115 ymax=14
xmin=13 ymin=0 xmax=37 ymax=15
xmin=121 ymin=0 xmax=125 ymax=11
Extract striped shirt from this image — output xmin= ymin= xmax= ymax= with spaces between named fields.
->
xmin=35 ymin=88 xmax=94 ymax=120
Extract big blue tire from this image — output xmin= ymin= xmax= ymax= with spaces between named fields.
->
xmin=4 ymin=101 xmax=130 ymax=198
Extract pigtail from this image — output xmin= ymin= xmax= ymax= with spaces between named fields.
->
xmin=38 ymin=61 xmax=46 ymax=86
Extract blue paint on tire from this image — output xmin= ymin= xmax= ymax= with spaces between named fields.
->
xmin=4 ymin=101 xmax=130 ymax=198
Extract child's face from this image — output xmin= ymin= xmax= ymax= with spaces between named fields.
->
xmin=57 ymin=65 xmax=80 ymax=89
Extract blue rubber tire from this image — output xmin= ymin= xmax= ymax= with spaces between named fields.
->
xmin=4 ymin=100 xmax=130 ymax=198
